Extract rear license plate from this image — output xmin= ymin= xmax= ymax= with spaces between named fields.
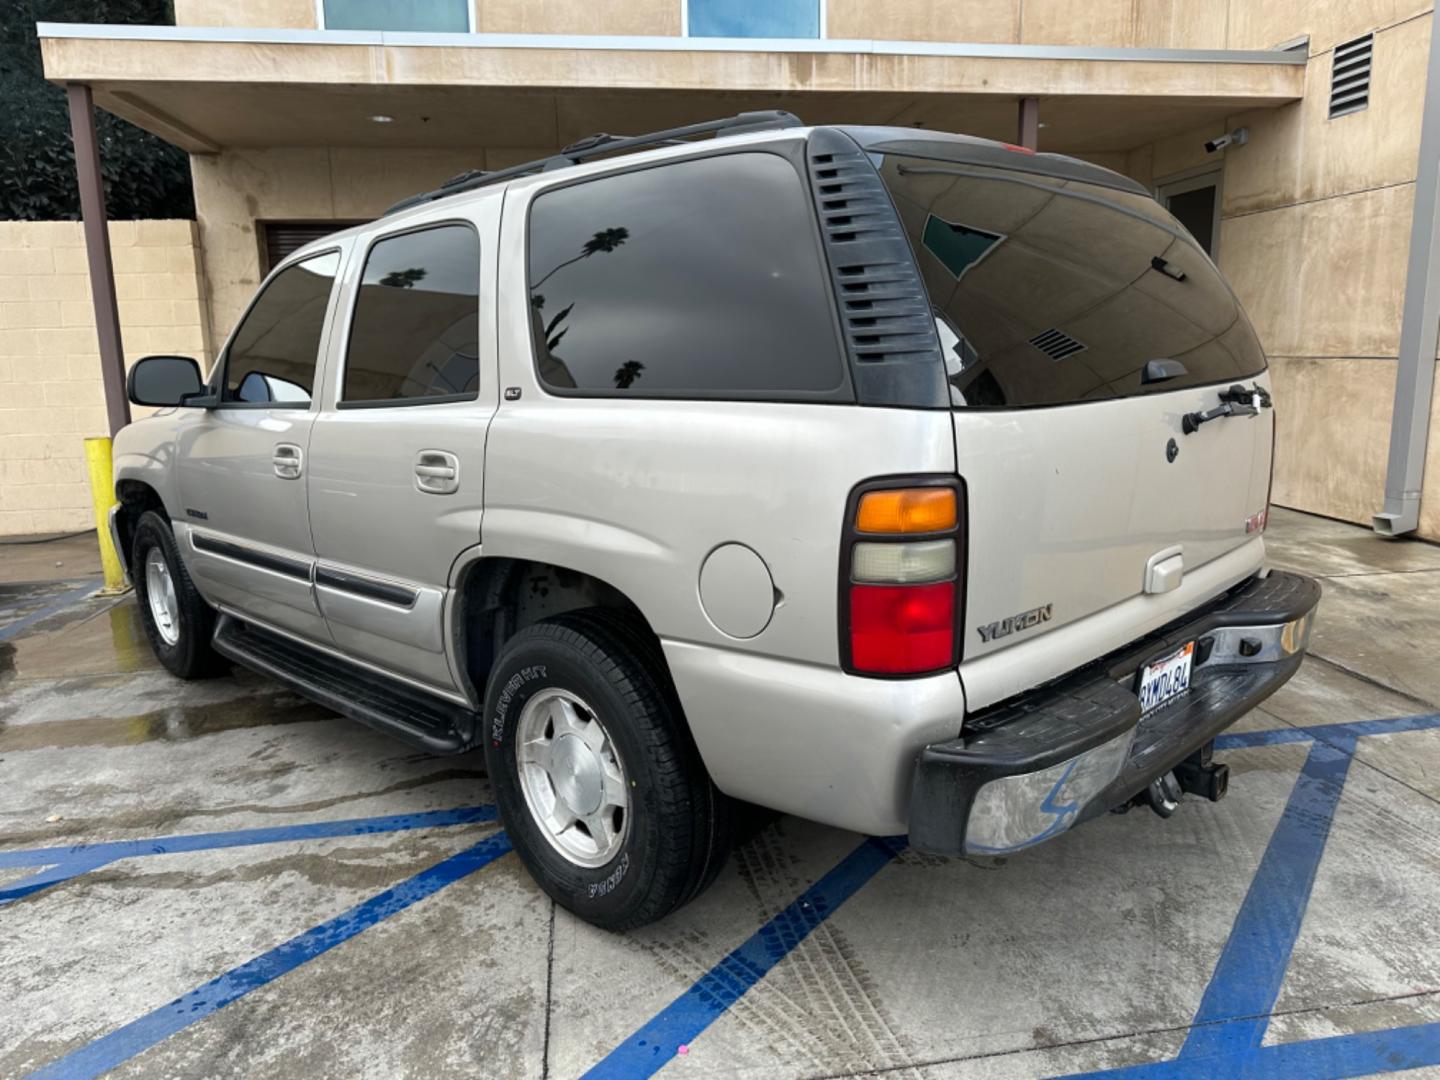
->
xmin=1137 ymin=642 xmax=1194 ymax=714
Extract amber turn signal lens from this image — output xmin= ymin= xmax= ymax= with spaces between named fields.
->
xmin=856 ymin=488 xmax=957 ymax=535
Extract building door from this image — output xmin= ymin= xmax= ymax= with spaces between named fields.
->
xmin=1158 ymin=170 xmax=1222 ymax=257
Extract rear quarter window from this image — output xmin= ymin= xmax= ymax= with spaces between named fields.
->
xmin=876 ymin=155 xmax=1267 ymax=408
xmin=525 ymin=152 xmax=847 ymax=399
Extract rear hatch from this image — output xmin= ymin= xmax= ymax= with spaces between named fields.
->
xmin=872 ymin=146 xmax=1273 ymax=681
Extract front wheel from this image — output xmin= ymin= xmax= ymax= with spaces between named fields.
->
xmin=483 ymin=611 xmax=732 ymax=930
xmin=131 ymin=510 xmax=222 ymax=679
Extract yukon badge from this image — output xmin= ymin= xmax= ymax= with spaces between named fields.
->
xmin=978 ymin=603 xmax=1054 ymax=643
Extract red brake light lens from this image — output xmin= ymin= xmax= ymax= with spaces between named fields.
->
xmin=848 ymin=581 xmax=955 ymax=674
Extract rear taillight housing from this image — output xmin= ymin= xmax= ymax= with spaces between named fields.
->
xmin=841 ymin=478 xmax=965 ymax=677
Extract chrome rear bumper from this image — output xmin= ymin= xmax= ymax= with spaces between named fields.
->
xmin=909 ymin=571 xmax=1320 ymax=856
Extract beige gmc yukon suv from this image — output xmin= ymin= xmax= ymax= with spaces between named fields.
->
xmin=111 ymin=113 xmax=1319 ymax=929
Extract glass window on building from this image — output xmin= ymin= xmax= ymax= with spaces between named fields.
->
xmin=688 ymin=0 xmax=821 ymax=38
xmin=322 ymin=0 xmax=471 ymax=32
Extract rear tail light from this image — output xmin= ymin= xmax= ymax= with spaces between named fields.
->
xmin=849 ymin=581 xmax=955 ymax=673
xmin=856 ymin=488 xmax=957 ymax=534
xmin=852 ymin=539 xmax=955 ymax=583
xmin=842 ymin=480 xmax=964 ymax=677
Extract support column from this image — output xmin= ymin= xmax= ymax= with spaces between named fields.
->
xmin=66 ymin=82 xmax=129 ymax=436
xmin=1017 ymin=96 xmax=1040 ymax=151
xmin=1374 ymin=8 xmax=1440 ymax=536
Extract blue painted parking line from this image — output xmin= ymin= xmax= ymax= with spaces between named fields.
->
xmin=13 ymin=711 xmax=1440 ymax=1078
xmin=0 ymin=856 xmax=115 ymax=905
xmin=25 ymin=831 xmax=514 ymax=1080
xmin=1176 ymin=737 xmax=1356 ymax=1059
xmin=583 ymin=835 xmax=907 ymax=1080
xmin=1218 ymin=711 xmax=1440 ymax=750
xmin=0 ymin=580 xmax=100 ymax=643
xmin=1059 ymin=1020 xmax=1440 ymax=1079
xmin=0 ymin=805 xmax=497 ymax=904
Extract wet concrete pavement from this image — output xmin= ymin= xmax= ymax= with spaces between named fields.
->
xmin=2 ymin=508 xmax=1438 ymax=1079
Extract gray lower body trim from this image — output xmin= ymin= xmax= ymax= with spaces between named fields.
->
xmin=314 ymin=565 xmax=418 ymax=608
xmin=191 ymin=530 xmax=311 ymax=580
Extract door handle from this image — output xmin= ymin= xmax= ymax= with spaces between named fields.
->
xmin=415 ymin=450 xmax=460 ymax=495
xmin=273 ymin=443 xmax=303 ymax=480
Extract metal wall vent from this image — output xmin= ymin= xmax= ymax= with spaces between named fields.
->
xmin=260 ymin=221 xmax=365 ymax=273
xmin=1029 ymin=328 xmax=1086 ymax=361
xmin=1329 ymin=33 xmax=1373 ymax=119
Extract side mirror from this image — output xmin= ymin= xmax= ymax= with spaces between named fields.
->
xmin=127 ymin=355 xmax=207 ymax=407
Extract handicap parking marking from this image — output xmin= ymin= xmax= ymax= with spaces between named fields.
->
xmin=0 ymin=805 xmax=498 ymax=905
xmin=25 ymin=832 xmax=515 ymax=1080
xmin=579 ymin=711 xmax=1440 ymax=1078
xmin=13 ymin=712 xmax=1440 ymax=1079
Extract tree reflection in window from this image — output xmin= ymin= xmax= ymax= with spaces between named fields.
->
xmin=525 ymin=154 xmax=846 ymax=397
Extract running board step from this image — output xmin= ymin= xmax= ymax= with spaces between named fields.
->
xmin=212 ymin=615 xmax=477 ymax=754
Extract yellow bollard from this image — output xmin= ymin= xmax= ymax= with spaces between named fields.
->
xmin=83 ymin=436 xmax=128 ymax=594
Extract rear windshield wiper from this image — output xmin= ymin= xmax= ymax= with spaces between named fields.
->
xmin=1182 ymin=383 xmax=1271 ymax=435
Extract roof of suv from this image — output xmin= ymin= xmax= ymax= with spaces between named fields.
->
xmin=285 ymin=113 xmax=1150 ymax=269
xmin=376 ymin=111 xmax=1149 ymax=221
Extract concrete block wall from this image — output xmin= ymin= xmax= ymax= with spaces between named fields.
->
xmin=0 ymin=220 xmax=209 ymax=537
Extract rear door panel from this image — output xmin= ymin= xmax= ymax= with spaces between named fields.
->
xmin=957 ymin=372 xmax=1273 ymax=664
xmin=306 ymin=199 xmax=500 ymax=697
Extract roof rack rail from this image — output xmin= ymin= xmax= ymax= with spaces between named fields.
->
xmin=384 ymin=110 xmax=804 ymax=216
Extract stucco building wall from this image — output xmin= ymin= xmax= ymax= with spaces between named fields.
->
xmin=1104 ymin=7 xmax=1435 ymax=535
xmin=0 ymin=221 xmax=209 ymax=535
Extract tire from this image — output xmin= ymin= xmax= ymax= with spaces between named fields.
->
xmin=483 ymin=609 xmax=733 ymax=930
xmin=131 ymin=509 xmax=223 ymax=679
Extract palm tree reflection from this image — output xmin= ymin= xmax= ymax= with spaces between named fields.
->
xmin=613 ymin=360 xmax=644 ymax=389
xmin=530 ymin=225 xmax=630 ymax=389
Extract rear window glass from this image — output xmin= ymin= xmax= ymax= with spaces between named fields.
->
xmin=875 ymin=155 xmax=1267 ymax=408
xmin=342 ymin=224 xmax=480 ymax=404
xmin=526 ymin=152 xmax=845 ymax=398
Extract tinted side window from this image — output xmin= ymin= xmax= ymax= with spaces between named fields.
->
xmin=224 ymin=251 xmax=340 ymax=406
xmin=342 ymin=225 xmax=480 ymax=404
xmin=527 ymin=152 xmax=844 ymax=397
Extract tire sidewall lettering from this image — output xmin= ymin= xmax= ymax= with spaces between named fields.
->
xmin=490 ymin=663 xmax=547 ymax=743
xmin=587 ymin=851 xmax=630 ymax=899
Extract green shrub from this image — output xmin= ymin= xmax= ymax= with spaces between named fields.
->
xmin=0 ymin=1 xmax=193 ymax=220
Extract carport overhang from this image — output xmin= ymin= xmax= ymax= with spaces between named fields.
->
xmin=39 ymin=24 xmax=1307 ymax=156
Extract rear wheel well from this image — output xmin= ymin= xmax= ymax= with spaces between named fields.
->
xmin=459 ymin=559 xmax=668 ymax=704
xmin=114 ymin=480 xmax=167 ymax=565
